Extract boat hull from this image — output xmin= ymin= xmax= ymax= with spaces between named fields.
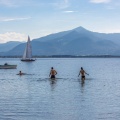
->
xmin=0 ymin=65 xmax=17 ymax=69
xmin=21 ymin=59 xmax=35 ymax=62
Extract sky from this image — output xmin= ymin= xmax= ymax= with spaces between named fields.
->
xmin=0 ymin=0 xmax=120 ymax=43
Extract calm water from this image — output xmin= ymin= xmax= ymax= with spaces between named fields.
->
xmin=0 ymin=58 xmax=120 ymax=120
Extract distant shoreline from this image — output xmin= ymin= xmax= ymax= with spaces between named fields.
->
xmin=0 ymin=55 xmax=120 ymax=58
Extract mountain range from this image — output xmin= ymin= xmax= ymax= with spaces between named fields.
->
xmin=0 ymin=26 xmax=120 ymax=56
xmin=0 ymin=41 xmax=22 ymax=52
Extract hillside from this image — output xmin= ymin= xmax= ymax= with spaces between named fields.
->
xmin=1 ymin=26 xmax=120 ymax=56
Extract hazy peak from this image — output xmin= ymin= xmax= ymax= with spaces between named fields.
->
xmin=73 ymin=26 xmax=90 ymax=33
xmin=74 ymin=26 xmax=86 ymax=30
xmin=72 ymin=27 xmax=93 ymax=36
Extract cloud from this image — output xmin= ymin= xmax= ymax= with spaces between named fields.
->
xmin=0 ymin=17 xmax=31 ymax=22
xmin=54 ymin=0 xmax=70 ymax=9
xmin=0 ymin=0 xmax=71 ymax=9
xmin=63 ymin=10 xmax=78 ymax=13
xmin=90 ymin=0 xmax=111 ymax=3
xmin=0 ymin=0 xmax=38 ymax=7
xmin=0 ymin=0 xmax=17 ymax=7
xmin=0 ymin=32 xmax=27 ymax=43
xmin=64 ymin=0 xmax=69 ymax=3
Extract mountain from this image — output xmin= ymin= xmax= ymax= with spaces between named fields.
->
xmin=0 ymin=41 xmax=22 ymax=52
xmin=1 ymin=26 xmax=120 ymax=56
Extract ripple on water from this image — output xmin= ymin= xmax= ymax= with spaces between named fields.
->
xmin=0 ymin=58 xmax=120 ymax=120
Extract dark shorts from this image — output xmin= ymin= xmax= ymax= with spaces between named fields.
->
xmin=82 ymin=76 xmax=85 ymax=79
xmin=51 ymin=75 xmax=55 ymax=79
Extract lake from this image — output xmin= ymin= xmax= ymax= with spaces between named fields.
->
xmin=0 ymin=58 xmax=120 ymax=120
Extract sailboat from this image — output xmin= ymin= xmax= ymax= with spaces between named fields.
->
xmin=21 ymin=36 xmax=35 ymax=61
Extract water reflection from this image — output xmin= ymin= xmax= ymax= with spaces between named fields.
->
xmin=78 ymin=78 xmax=85 ymax=87
xmin=77 ymin=78 xmax=85 ymax=94
xmin=49 ymin=78 xmax=57 ymax=91
xmin=0 ymin=58 xmax=120 ymax=120
xmin=81 ymin=79 xmax=85 ymax=87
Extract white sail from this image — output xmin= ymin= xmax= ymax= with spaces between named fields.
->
xmin=21 ymin=36 xmax=35 ymax=61
xmin=26 ymin=36 xmax=32 ymax=59
xmin=22 ymin=47 xmax=27 ymax=59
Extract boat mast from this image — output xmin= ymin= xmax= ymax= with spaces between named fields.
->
xmin=26 ymin=36 xmax=32 ymax=59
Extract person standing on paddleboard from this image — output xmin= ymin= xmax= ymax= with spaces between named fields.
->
xmin=49 ymin=67 xmax=57 ymax=79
